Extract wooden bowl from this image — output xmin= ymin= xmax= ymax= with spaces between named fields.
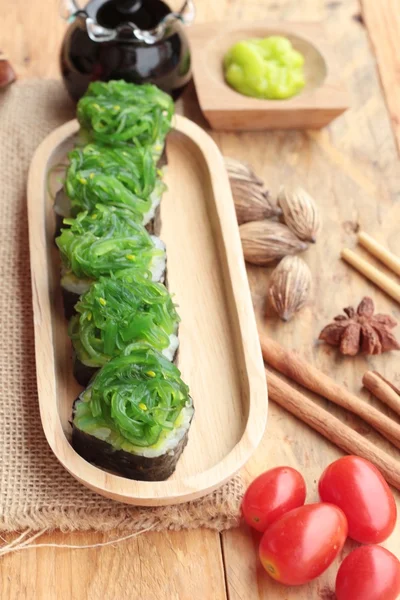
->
xmin=188 ymin=21 xmax=349 ymax=130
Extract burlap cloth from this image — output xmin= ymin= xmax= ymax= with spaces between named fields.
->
xmin=0 ymin=80 xmax=244 ymax=533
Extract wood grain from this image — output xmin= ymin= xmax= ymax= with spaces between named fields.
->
xmin=0 ymin=529 xmax=226 ymax=600
xmin=2 ymin=0 xmax=400 ymax=599
xmin=218 ymin=0 xmax=400 ymax=598
xmin=0 ymin=0 xmax=65 ymax=79
xmin=361 ymin=0 xmax=400 ymax=154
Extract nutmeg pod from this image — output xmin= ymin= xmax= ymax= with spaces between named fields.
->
xmin=278 ymin=185 xmax=321 ymax=243
xmin=268 ymin=255 xmax=312 ymax=321
xmin=224 ymin=157 xmax=264 ymax=186
xmin=232 ymin=181 xmax=282 ymax=224
xmin=239 ymin=220 xmax=308 ymax=266
xmin=225 ymin=157 xmax=281 ymax=224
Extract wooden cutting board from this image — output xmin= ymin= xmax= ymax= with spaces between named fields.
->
xmin=1 ymin=0 xmax=400 ymax=598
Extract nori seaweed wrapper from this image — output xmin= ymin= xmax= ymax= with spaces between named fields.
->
xmin=72 ymin=399 xmax=191 ymax=481
xmin=72 ymin=344 xmax=193 ymax=481
xmin=62 ymin=287 xmax=80 ymax=320
xmin=73 ymin=354 xmax=98 ymax=387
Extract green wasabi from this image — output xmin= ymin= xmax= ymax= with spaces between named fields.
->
xmin=224 ymin=36 xmax=305 ymax=100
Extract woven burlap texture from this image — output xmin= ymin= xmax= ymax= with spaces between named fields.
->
xmin=0 ymin=80 xmax=244 ymax=533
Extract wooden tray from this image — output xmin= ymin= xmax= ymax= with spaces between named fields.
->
xmin=189 ymin=21 xmax=349 ymax=130
xmin=27 ymin=115 xmax=268 ymax=506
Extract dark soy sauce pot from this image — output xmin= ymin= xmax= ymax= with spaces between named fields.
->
xmin=60 ymin=0 xmax=195 ymax=101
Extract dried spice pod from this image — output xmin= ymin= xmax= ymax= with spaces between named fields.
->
xmin=268 ymin=256 xmax=312 ymax=321
xmin=225 ymin=157 xmax=281 ymax=224
xmin=278 ymin=185 xmax=321 ymax=243
xmin=0 ymin=53 xmax=16 ymax=88
xmin=319 ymin=296 xmax=400 ymax=356
xmin=239 ymin=220 xmax=308 ymax=266
xmin=225 ymin=157 xmax=264 ymax=186
xmin=231 ymin=181 xmax=282 ymax=224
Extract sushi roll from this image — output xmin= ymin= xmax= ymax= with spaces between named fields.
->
xmin=54 ymin=142 xmax=167 ymax=231
xmin=56 ymin=205 xmax=166 ymax=318
xmin=51 ymin=81 xmax=193 ymax=482
xmin=72 ymin=343 xmax=194 ymax=481
xmin=69 ymin=270 xmax=180 ymax=386
xmin=76 ymin=80 xmax=174 ymax=157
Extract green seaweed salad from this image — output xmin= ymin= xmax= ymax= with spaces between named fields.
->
xmin=70 ymin=270 xmax=179 ymax=368
xmin=56 ymin=204 xmax=166 ymax=292
xmin=77 ymin=80 xmax=174 ymax=154
xmin=73 ymin=344 xmax=192 ymax=449
xmin=63 ymin=142 xmax=166 ymax=223
xmin=55 ymin=80 xmax=193 ymax=480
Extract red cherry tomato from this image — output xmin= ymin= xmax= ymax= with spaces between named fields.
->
xmin=259 ymin=503 xmax=348 ymax=585
xmin=336 ymin=545 xmax=400 ymax=600
xmin=242 ymin=467 xmax=306 ymax=532
xmin=319 ymin=456 xmax=397 ymax=543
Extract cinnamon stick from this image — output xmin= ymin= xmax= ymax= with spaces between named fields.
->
xmin=261 ymin=335 xmax=400 ymax=449
xmin=363 ymin=371 xmax=400 ymax=417
xmin=373 ymin=371 xmax=400 ymax=396
xmin=267 ymin=369 xmax=400 ymax=490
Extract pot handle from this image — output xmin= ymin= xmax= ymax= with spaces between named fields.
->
xmin=177 ymin=1 xmax=196 ymax=26
xmin=59 ymin=0 xmax=86 ymax=21
xmin=131 ymin=1 xmax=196 ymax=44
xmin=60 ymin=0 xmax=196 ymax=43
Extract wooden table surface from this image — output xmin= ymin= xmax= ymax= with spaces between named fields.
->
xmin=1 ymin=0 xmax=400 ymax=598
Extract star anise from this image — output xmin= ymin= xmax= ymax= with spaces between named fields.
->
xmin=319 ymin=297 xmax=400 ymax=356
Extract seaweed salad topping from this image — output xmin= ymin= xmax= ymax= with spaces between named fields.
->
xmin=64 ymin=142 xmax=165 ymax=221
xmin=74 ymin=344 xmax=192 ymax=449
xmin=77 ymin=81 xmax=174 ymax=151
xmin=56 ymin=204 xmax=165 ymax=283
xmin=70 ymin=271 xmax=180 ymax=367
xmin=55 ymin=80 xmax=194 ymax=479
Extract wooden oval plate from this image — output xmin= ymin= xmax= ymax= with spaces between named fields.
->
xmin=27 ymin=115 xmax=268 ymax=506
xmin=189 ymin=21 xmax=349 ymax=130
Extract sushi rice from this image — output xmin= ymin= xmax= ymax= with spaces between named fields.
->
xmin=163 ymin=333 xmax=179 ymax=362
